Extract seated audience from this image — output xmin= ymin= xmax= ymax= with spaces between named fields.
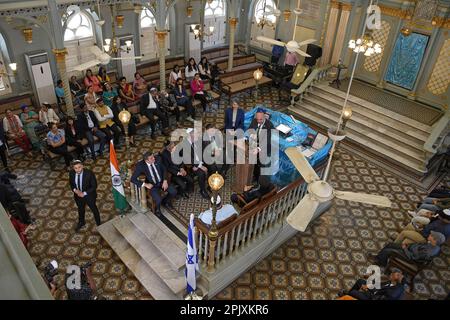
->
xmin=39 ymin=103 xmax=60 ymax=127
xmin=168 ymin=65 xmax=182 ymax=88
xmin=133 ymin=72 xmax=147 ymax=99
xmin=0 ymin=120 xmax=8 ymax=170
xmin=198 ymin=195 xmax=237 ymax=226
xmin=190 ymin=73 xmax=209 ymax=112
xmin=111 ymin=96 xmax=136 ymax=146
xmin=131 ymin=151 xmax=177 ymax=216
xmin=159 ymin=90 xmax=181 ymax=128
xmin=0 ymin=177 xmax=33 ymax=225
xmin=84 ymin=69 xmax=102 ymax=93
xmin=231 ymin=175 xmax=275 ymax=206
xmin=70 ymin=75 xmax=85 ymax=97
xmin=412 ymin=196 xmax=450 ymax=214
xmin=97 ymin=66 xmax=110 ymax=84
xmin=225 ymin=100 xmax=245 ymax=132
xmin=76 ymin=104 xmax=107 ymax=160
xmin=185 ymin=57 xmax=198 ymax=82
xmin=119 ymin=76 xmax=137 ymax=104
xmin=46 ymin=122 xmax=73 ymax=169
xmin=198 ymin=57 xmax=212 ymax=81
xmin=161 ymin=141 xmax=193 ymax=198
xmin=368 ymin=231 xmax=446 ymax=267
xmin=84 ymin=85 xmax=98 ymax=111
xmin=139 ymin=86 xmax=170 ymax=139
xmin=93 ymin=98 xmax=121 ymax=147
xmin=394 ymin=209 xmax=450 ymax=245
xmin=339 ymin=268 xmax=406 ymax=300
xmin=174 ymin=78 xmax=195 ymax=122
xmin=2 ymin=109 xmax=32 ymax=156
xmin=64 ymin=117 xmax=85 ymax=161
xmin=55 ymin=80 xmax=65 ymax=105
xmin=19 ymin=105 xmax=45 ymax=156
xmin=102 ymin=82 xmax=118 ymax=108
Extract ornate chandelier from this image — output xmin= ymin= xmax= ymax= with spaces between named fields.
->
xmin=348 ymin=33 xmax=382 ymax=56
xmin=257 ymin=0 xmax=277 ymax=29
xmin=191 ymin=24 xmax=215 ymax=40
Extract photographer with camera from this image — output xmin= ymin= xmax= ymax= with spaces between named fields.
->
xmin=44 ymin=260 xmax=59 ymax=298
xmin=65 ymin=262 xmax=98 ymax=300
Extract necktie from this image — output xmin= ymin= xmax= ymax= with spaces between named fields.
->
xmin=151 ymin=164 xmax=161 ymax=184
xmin=76 ymin=174 xmax=81 ymax=191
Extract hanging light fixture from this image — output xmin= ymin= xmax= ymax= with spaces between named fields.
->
xmin=115 ymin=15 xmax=124 ymax=28
xmin=22 ymin=28 xmax=33 ymax=43
xmin=283 ymin=9 xmax=292 ymax=22
xmin=186 ymin=0 xmax=193 ymax=18
xmin=348 ymin=32 xmax=382 ymax=56
xmin=190 ymin=24 xmax=214 ymax=40
xmin=257 ymin=0 xmax=276 ymax=29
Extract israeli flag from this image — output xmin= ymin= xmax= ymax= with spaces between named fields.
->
xmin=185 ymin=214 xmax=199 ymax=294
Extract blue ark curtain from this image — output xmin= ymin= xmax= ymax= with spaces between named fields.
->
xmin=384 ymin=32 xmax=429 ymax=90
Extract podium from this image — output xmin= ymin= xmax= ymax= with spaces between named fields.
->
xmin=232 ymin=138 xmax=254 ymax=193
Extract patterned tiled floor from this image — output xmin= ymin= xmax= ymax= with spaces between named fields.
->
xmin=4 ymin=85 xmax=449 ymax=300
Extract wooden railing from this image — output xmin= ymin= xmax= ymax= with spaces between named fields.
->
xmin=195 ymin=162 xmax=327 ymax=272
xmin=290 ymin=64 xmax=332 ymax=105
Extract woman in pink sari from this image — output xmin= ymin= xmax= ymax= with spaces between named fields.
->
xmin=84 ymin=69 xmax=102 ymax=93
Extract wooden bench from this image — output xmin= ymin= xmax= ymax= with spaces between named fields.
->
xmin=215 ymin=54 xmax=258 ymax=71
xmin=202 ymin=44 xmax=244 ymax=64
xmin=219 ymin=67 xmax=272 ymax=102
xmin=137 ymin=56 xmax=186 ymax=84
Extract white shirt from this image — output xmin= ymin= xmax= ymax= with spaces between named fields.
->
xmin=185 ymin=65 xmax=198 ymax=79
xmin=146 ymin=162 xmax=161 ymax=183
xmin=39 ymin=108 xmax=60 ymax=125
xmin=169 ymin=70 xmax=182 ymax=84
xmin=188 ymin=138 xmax=203 ymax=168
xmin=199 ymin=204 xmax=237 ymax=225
xmin=232 ymin=109 xmax=237 ymax=127
xmin=147 ymin=94 xmax=157 ymax=109
xmin=74 ymin=170 xmax=87 ymax=196
xmin=94 ymin=105 xmax=114 ymax=122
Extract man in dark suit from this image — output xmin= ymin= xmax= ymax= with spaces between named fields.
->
xmin=204 ymin=124 xmax=229 ymax=177
xmin=0 ymin=121 xmax=8 ymax=170
xmin=161 ymin=141 xmax=193 ymax=198
xmin=248 ymin=109 xmax=274 ymax=182
xmin=131 ymin=151 xmax=177 ymax=216
xmin=341 ymin=268 xmax=406 ymax=300
xmin=176 ymin=130 xmax=210 ymax=199
xmin=224 ymin=100 xmax=245 ymax=132
xmin=76 ymin=104 xmax=106 ymax=160
xmin=69 ymin=160 xmax=101 ymax=232
xmin=140 ymin=86 xmax=170 ymax=139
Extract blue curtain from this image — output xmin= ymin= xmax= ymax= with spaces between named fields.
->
xmin=384 ymin=33 xmax=429 ymax=90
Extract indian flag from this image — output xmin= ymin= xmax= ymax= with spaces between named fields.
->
xmin=110 ymin=141 xmax=128 ymax=211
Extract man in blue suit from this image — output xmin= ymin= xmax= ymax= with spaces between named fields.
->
xmin=131 ymin=151 xmax=177 ymax=216
xmin=224 ymin=100 xmax=245 ymax=132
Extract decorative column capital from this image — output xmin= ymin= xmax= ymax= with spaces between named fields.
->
xmin=330 ymin=0 xmax=340 ymax=10
xmin=229 ymin=18 xmax=238 ymax=27
xmin=52 ymin=48 xmax=68 ymax=62
xmin=155 ymin=30 xmax=168 ymax=41
xmin=341 ymin=3 xmax=352 ymax=11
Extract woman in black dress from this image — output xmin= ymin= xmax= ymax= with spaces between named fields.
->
xmin=64 ymin=117 xmax=85 ymax=160
xmin=111 ymin=96 xmax=137 ymax=146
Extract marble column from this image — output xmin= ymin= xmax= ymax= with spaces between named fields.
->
xmin=156 ymin=30 xmax=168 ymax=91
xmin=53 ymin=48 xmax=74 ymax=117
xmin=320 ymin=0 xmax=341 ymax=66
xmin=331 ymin=3 xmax=351 ymax=66
xmin=227 ymin=18 xmax=238 ymax=72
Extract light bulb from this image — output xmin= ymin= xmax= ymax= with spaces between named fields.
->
xmin=209 ymin=26 xmax=215 ymax=33
xmin=9 ymin=63 xmax=17 ymax=71
xmin=103 ymin=45 xmax=110 ymax=52
xmin=105 ymin=38 xmax=111 ymax=45
xmin=348 ymin=40 xmax=356 ymax=49
xmin=125 ymin=40 xmax=132 ymax=48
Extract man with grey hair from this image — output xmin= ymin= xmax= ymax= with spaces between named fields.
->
xmin=140 ymin=85 xmax=170 ymax=139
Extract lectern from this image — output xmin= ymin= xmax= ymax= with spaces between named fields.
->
xmin=232 ymin=138 xmax=254 ymax=193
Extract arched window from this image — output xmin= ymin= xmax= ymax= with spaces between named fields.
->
xmin=254 ymin=0 xmax=277 ymax=24
xmin=64 ymin=11 xmax=94 ymax=41
xmin=251 ymin=0 xmax=277 ymax=51
xmin=203 ymin=0 xmax=227 ymax=48
xmin=139 ymin=8 xmax=170 ymax=60
xmin=0 ymin=33 xmax=12 ymax=96
xmin=140 ymin=8 xmax=156 ymax=28
xmin=63 ymin=10 xmax=96 ymax=77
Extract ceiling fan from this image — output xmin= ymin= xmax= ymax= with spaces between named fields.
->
xmin=284 ymin=146 xmax=392 ymax=232
xmin=67 ymin=46 xmax=142 ymax=72
xmin=256 ymin=0 xmax=316 ymax=57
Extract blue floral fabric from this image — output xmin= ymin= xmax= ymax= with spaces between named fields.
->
xmin=243 ymin=106 xmax=332 ymax=186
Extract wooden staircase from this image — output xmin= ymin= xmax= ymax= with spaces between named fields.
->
xmin=289 ymin=82 xmax=438 ymax=175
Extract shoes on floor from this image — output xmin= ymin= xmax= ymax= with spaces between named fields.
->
xmin=74 ymin=223 xmax=86 ymax=232
xmin=200 ymin=190 xmax=210 ymax=200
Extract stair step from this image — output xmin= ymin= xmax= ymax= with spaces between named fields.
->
xmin=97 ymin=219 xmax=180 ymax=300
xmin=308 ymin=91 xmax=429 ymax=143
xmin=288 ymin=106 xmax=426 ymax=173
xmin=315 ymin=83 xmax=433 ymax=134
xmin=129 ymin=213 xmax=186 ymax=271
xmin=292 ymin=102 xmax=426 ymax=163
xmin=113 ymin=217 xmax=186 ymax=296
xmin=302 ymin=96 xmax=425 ymax=152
